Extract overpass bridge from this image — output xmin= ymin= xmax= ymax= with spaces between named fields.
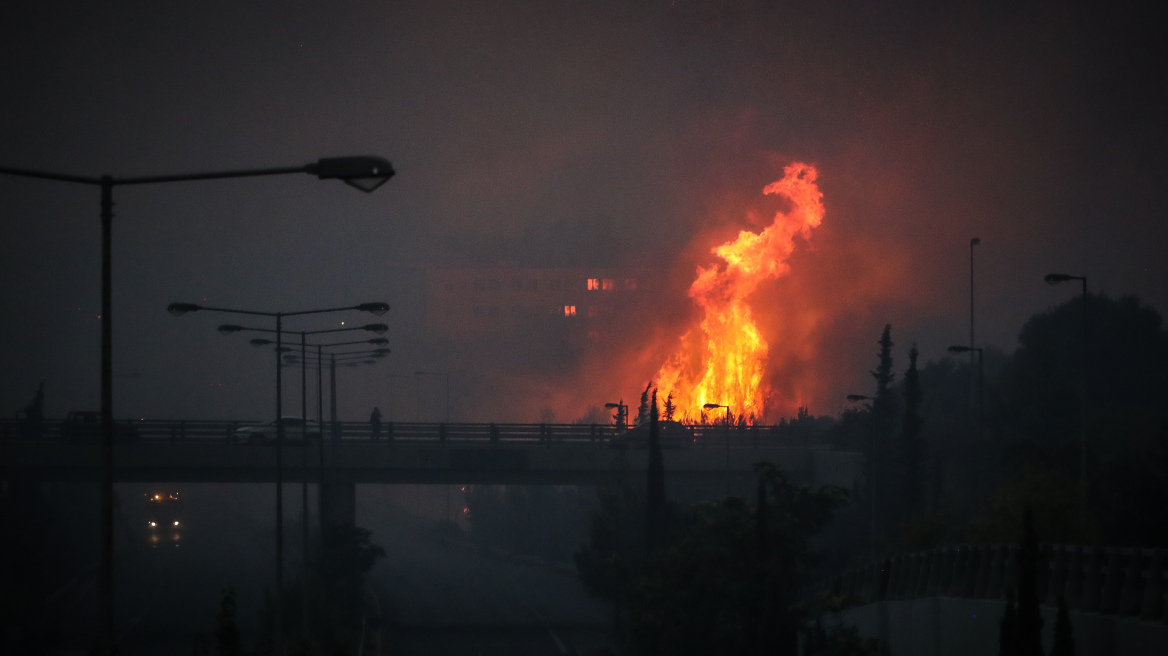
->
xmin=1 ymin=417 xmax=863 ymax=527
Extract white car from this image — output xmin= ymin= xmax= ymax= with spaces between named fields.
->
xmin=232 ymin=417 xmax=323 ymax=445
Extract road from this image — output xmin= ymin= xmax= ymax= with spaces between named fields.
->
xmin=360 ymin=489 xmax=612 ymax=655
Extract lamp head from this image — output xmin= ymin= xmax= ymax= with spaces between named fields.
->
xmin=1045 ymin=273 xmax=1072 ymax=285
xmin=971 ymin=237 xmax=981 ymax=246
xmin=604 ymin=402 xmax=621 ymax=409
xmin=364 ymin=323 xmax=389 ymax=335
xmin=702 ymin=403 xmax=723 ymax=410
xmin=373 ymin=348 xmax=391 ymax=355
xmin=357 ymin=302 xmax=390 ymax=316
xmin=275 ymin=347 xmax=293 ymax=354
xmin=217 ymin=324 xmax=244 ymax=335
xmin=310 ymin=157 xmax=394 ymax=193
xmin=368 ymin=338 xmax=390 ymax=345
xmin=250 ymin=338 xmax=274 ymax=347
xmin=167 ymin=303 xmax=201 ymax=317
xmin=947 ymin=345 xmax=972 ymax=354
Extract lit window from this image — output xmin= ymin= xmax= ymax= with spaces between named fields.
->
xmin=624 ymin=278 xmax=637 ymax=291
xmin=587 ymin=278 xmax=600 ymax=290
xmin=564 ymin=305 xmax=577 ymax=317
xmin=602 ymin=279 xmax=615 ymax=291
xmin=588 ymin=306 xmax=597 ymax=317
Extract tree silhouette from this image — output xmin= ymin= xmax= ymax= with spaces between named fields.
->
xmin=870 ymin=325 xmax=896 ymax=540
xmin=900 ymin=342 xmax=923 ymax=519
xmin=1015 ymin=506 xmax=1044 ymax=656
xmin=635 ymin=381 xmax=653 ymax=426
xmin=664 ymin=392 xmax=676 ymax=422
xmin=1049 ymin=595 xmax=1074 ymax=656
xmin=646 ymin=390 xmax=666 ymax=554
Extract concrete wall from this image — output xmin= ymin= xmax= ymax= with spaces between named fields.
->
xmin=834 ymin=596 xmax=1168 ymax=656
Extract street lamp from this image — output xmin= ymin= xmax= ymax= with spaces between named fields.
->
xmin=222 ymin=320 xmax=391 ymax=633
xmin=415 ymin=371 xmax=451 ymax=423
xmin=703 ymin=403 xmax=732 ymax=493
xmin=1045 ymin=272 xmax=1089 ymax=533
xmin=168 ymin=300 xmax=388 ymax=640
xmin=0 ymin=155 xmax=392 ymax=653
xmin=604 ymin=401 xmax=628 ymax=432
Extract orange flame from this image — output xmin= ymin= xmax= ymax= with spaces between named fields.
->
xmin=654 ymin=162 xmax=824 ymax=422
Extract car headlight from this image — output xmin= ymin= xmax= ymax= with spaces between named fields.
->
xmin=149 ymin=521 xmax=156 ymax=527
xmin=174 ymin=521 xmax=180 ymax=526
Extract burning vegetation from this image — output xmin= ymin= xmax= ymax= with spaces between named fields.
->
xmin=654 ymin=162 xmax=824 ymax=423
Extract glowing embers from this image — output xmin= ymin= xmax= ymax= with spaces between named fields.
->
xmin=654 ymin=162 xmax=824 ymax=423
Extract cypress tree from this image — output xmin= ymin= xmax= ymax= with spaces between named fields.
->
xmin=1049 ymin=595 xmax=1074 ymax=656
xmin=870 ymin=324 xmax=896 ymax=538
xmin=901 ymin=342 xmax=923 ymax=518
xmin=1016 ymin=506 xmax=1044 ymax=656
xmin=646 ymin=390 xmax=665 ymax=554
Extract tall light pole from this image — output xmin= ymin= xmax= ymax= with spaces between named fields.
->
xmin=970 ymin=237 xmax=981 ymax=352
xmin=0 ymin=155 xmax=392 ymax=653
xmin=167 ymin=300 xmax=388 ymax=642
xmin=220 ymin=322 xmax=388 ymax=636
xmin=703 ymin=403 xmax=732 ymax=494
xmin=1045 ymin=272 xmax=1089 ymax=534
xmin=846 ymin=394 xmax=876 ymax=557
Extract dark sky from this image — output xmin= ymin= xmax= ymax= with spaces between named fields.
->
xmin=2 ymin=0 xmax=1166 ymax=421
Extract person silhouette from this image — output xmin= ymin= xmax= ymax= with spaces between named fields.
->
xmin=370 ymin=406 xmax=382 ymax=440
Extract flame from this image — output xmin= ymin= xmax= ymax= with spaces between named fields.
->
xmin=654 ymin=162 xmax=824 ymax=422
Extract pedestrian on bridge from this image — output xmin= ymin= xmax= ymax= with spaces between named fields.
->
xmin=370 ymin=406 xmax=382 ymax=439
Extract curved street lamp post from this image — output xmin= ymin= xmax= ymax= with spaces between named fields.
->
xmin=0 ymin=155 xmax=392 ymax=652
xmin=168 ymin=301 xmax=388 ymax=641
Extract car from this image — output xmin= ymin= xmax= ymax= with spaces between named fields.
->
xmin=608 ymin=420 xmax=695 ymax=449
xmin=144 ymin=491 xmax=183 ymax=547
xmin=232 ymin=417 xmax=323 ymax=445
xmin=61 ymin=410 xmax=139 ymax=443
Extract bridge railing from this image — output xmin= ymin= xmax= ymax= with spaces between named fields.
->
xmin=806 ymin=543 xmax=1168 ymax=623
xmin=0 ymin=417 xmax=829 ymax=448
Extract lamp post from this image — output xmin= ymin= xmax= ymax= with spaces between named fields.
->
xmin=2 ymin=156 xmax=392 ymax=652
xmin=604 ymin=401 xmax=628 ymax=432
xmin=1045 ymin=272 xmax=1089 ymax=533
xmin=845 ymin=394 xmax=877 ymax=557
xmin=221 ymin=323 xmax=388 ymax=634
xmin=167 ymin=300 xmax=388 ymax=642
xmin=703 ymin=403 xmax=732 ymax=494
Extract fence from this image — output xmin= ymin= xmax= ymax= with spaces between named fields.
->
xmin=0 ymin=417 xmax=829 ymax=448
xmin=807 ymin=543 xmax=1168 ymax=623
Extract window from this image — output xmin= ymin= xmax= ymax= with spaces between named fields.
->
xmin=563 ymin=305 xmax=577 ymax=317
xmin=588 ymin=305 xmax=597 ymax=317
xmin=587 ymin=278 xmax=600 ymax=290
xmin=624 ymin=278 xmax=637 ymax=291
xmin=602 ymin=279 xmax=615 ymax=291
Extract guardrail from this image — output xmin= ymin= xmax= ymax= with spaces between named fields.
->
xmin=0 ymin=417 xmax=827 ymax=448
xmin=807 ymin=543 xmax=1168 ymax=623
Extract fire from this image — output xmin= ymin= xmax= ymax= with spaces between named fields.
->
xmin=654 ymin=162 xmax=824 ymax=423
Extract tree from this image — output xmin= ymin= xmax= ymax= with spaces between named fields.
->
xmin=1015 ymin=506 xmax=1044 ymax=656
xmin=869 ymin=325 xmax=896 ymax=540
xmin=664 ymin=392 xmax=676 ymax=422
xmin=214 ymin=587 xmax=242 ymax=656
xmin=999 ymin=588 xmax=1018 ymax=656
xmin=900 ymin=342 xmax=924 ymax=519
xmin=646 ymin=390 xmax=666 ymax=554
xmin=635 ymin=381 xmax=654 ymax=426
xmin=1049 ymin=595 xmax=1074 ymax=656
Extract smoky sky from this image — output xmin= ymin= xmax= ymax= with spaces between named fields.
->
xmin=2 ymin=0 xmax=1166 ymax=421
